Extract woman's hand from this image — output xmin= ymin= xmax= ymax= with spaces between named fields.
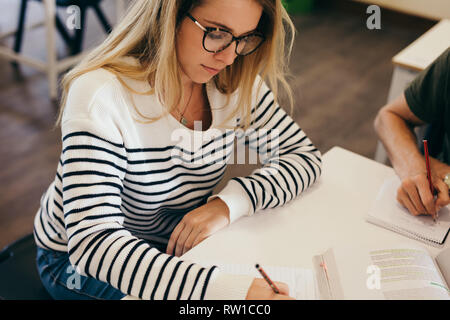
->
xmin=166 ymin=198 xmax=230 ymax=256
xmin=245 ymin=278 xmax=294 ymax=300
xmin=397 ymin=159 xmax=450 ymax=218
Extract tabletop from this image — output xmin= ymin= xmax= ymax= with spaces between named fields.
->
xmin=392 ymin=19 xmax=450 ymax=71
xmin=181 ymin=146 xmax=448 ymax=269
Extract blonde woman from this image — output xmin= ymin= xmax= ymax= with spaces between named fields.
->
xmin=34 ymin=0 xmax=322 ymax=300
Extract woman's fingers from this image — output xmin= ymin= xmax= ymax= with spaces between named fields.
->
xmin=180 ymin=228 xmax=202 ymax=256
xmin=174 ymin=224 xmax=195 ymax=257
xmin=246 ymin=278 xmax=294 ymax=300
xmin=167 ymin=198 xmax=231 ymax=256
xmin=268 ymin=281 xmax=294 ymax=300
xmin=274 ymin=281 xmax=290 ymax=296
xmin=167 ymin=220 xmax=199 ymax=256
xmin=166 ymin=221 xmax=185 ymax=255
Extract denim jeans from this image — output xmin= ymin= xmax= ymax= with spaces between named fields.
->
xmin=36 ymin=246 xmax=125 ymax=300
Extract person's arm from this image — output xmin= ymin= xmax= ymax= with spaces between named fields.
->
xmin=209 ymin=77 xmax=322 ymax=221
xmin=374 ymin=93 xmax=450 ymax=217
xmin=61 ymin=116 xmax=230 ymax=300
xmin=61 ymin=74 xmax=293 ymax=300
xmin=166 ymin=76 xmax=321 ymax=264
xmin=374 ymin=93 xmax=426 ymax=179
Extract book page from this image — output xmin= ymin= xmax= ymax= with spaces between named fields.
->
xmin=367 ymin=176 xmax=450 ymax=243
xmin=198 ymin=262 xmax=318 ymax=300
xmin=436 ymin=247 xmax=450 ymax=287
xmin=326 ymin=244 xmax=450 ymax=300
xmin=370 ymin=247 xmax=450 ymax=299
xmin=329 ymin=247 xmax=385 ymax=299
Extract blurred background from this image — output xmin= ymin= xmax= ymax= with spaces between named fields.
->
xmin=0 ymin=0 xmax=449 ymax=249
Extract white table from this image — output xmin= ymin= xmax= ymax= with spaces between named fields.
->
xmin=123 ymin=146 xmax=448 ymax=300
xmin=182 ymin=146 xmax=448 ymax=269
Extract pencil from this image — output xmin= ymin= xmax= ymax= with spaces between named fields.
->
xmin=255 ymin=264 xmax=280 ymax=294
xmin=423 ymin=140 xmax=435 ymax=195
xmin=423 ymin=140 xmax=437 ymax=221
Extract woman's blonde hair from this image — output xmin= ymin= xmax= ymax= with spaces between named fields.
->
xmin=56 ymin=0 xmax=296 ymax=130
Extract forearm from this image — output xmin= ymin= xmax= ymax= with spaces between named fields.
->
xmin=374 ymin=108 xmax=425 ymax=178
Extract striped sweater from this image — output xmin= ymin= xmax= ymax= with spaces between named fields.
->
xmin=33 ymin=60 xmax=322 ymax=300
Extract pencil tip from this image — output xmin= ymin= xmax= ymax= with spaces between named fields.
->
xmin=255 ymin=264 xmax=259 ymax=268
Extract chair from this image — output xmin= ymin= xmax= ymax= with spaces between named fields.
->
xmin=14 ymin=0 xmax=111 ymax=57
xmin=0 ymin=233 xmax=52 ymax=300
xmin=0 ymin=0 xmax=126 ymax=100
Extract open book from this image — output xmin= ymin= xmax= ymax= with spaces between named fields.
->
xmin=366 ymin=176 xmax=450 ymax=247
xmin=313 ymin=244 xmax=450 ymax=300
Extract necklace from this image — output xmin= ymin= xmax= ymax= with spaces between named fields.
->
xmin=177 ymin=83 xmax=194 ymax=126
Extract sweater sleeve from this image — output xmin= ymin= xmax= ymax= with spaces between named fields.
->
xmin=208 ymin=78 xmax=322 ymax=222
xmin=61 ymin=115 xmax=256 ymax=300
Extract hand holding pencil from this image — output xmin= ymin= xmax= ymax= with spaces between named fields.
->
xmin=245 ymin=264 xmax=294 ymax=300
xmin=396 ymin=140 xmax=450 ymax=219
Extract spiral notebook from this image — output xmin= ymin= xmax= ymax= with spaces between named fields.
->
xmin=366 ymin=176 xmax=450 ymax=247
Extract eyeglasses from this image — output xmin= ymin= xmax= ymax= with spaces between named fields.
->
xmin=186 ymin=13 xmax=265 ymax=56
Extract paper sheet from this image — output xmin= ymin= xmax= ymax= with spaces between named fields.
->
xmin=369 ymin=247 xmax=450 ymax=299
xmin=208 ymin=263 xmax=318 ymax=300
xmin=319 ymin=244 xmax=450 ymax=300
xmin=122 ymin=262 xmax=318 ymax=300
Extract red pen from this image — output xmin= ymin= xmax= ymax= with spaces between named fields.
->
xmin=255 ymin=264 xmax=280 ymax=294
xmin=423 ymin=140 xmax=437 ymax=221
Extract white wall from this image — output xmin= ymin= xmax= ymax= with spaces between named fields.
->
xmin=354 ymin=0 xmax=450 ymax=20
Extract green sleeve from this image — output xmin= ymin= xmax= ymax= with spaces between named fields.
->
xmin=404 ymin=48 xmax=450 ymax=124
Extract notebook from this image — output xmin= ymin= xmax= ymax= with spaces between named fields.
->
xmin=313 ymin=244 xmax=450 ymax=300
xmin=366 ymin=176 xmax=450 ymax=247
xmin=197 ymin=261 xmax=318 ymax=300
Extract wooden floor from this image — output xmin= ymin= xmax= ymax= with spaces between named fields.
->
xmin=0 ymin=1 xmax=435 ymax=249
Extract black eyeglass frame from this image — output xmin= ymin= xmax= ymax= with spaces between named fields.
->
xmin=186 ymin=13 xmax=265 ymax=56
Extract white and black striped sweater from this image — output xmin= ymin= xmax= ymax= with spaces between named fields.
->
xmin=33 ymin=63 xmax=322 ymax=300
